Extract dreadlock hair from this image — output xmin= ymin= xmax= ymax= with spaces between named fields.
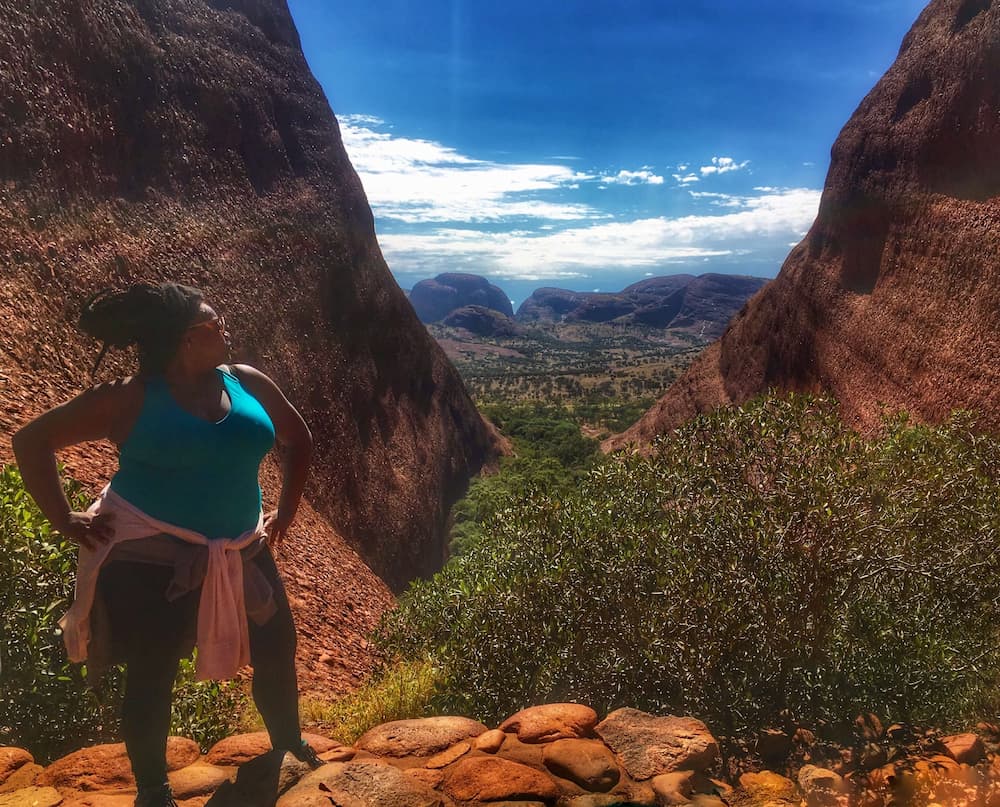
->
xmin=79 ymin=282 xmax=204 ymax=377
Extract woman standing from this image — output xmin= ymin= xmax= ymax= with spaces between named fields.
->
xmin=12 ymin=282 xmax=320 ymax=807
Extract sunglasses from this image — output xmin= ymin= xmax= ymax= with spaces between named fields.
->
xmin=187 ymin=314 xmax=226 ymax=334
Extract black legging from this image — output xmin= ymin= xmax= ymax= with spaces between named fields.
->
xmin=97 ymin=545 xmax=301 ymax=790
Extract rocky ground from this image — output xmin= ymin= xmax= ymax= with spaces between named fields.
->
xmin=3 ymin=705 xmax=999 ymax=806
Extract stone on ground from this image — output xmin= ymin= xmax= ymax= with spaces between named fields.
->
xmin=277 ymin=761 xmax=446 ymax=807
xmin=941 ymin=733 xmax=985 ymax=765
xmin=738 ymin=770 xmax=798 ymax=804
xmin=204 ymin=732 xmax=338 ymax=766
xmin=594 ymin=709 xmax=719 ymax=779
xmin=473 ymin=730 xmax=506 ymax=753
xmin=0 ymin=751 xmax=33 ymax=787
xmin=499 ymin=703 xmax=598 ymax=743
xmin=442 ymin=756 xmax=561 ymax=802
xmin=0 ymin=765 xmax=42 ymax=795
xmin=37 ymin=738 xmax=199 ymax=791
xmin=0 ymin=786 xmax=63 ymax=807
xmin=168 ymin=763 xmax=235 ymax=799
xmin=424 ymin=742 xmax=470 ymax=770
xmin=541 ymin=738 xmax=619 ymax=792
xmin=355 ymin=716 xmax=488 ymax=757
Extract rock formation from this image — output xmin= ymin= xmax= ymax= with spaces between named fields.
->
xmin=4 ymin=707 xmax=999 ymax=806
xmin=515 ymin=274 xmax=767 ymax=336
xmin=0 ymin=0 xmax=501 ymax=689
xmin=409 ymin=273 xmax=514 ymax=323
xmin=605 ymin=0 xmax=1000 ymax=451
xmin=440 ymin=305 xmax=525 ymax=338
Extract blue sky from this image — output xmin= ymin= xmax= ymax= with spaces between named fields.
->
xmin=287 ymin=0 xmax=927 ymax=304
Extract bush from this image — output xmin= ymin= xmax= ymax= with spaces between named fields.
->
xmin=379 ymin=394 xmax=1000 ymax=736
xmin=0 ymin=465 xmax=121 ymax=760
xmin=0 ymin=465 xmax=248 ymax=760
xmin=300 ymin=658 xmax=441 ymax=745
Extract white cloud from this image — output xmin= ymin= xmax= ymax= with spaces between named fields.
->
xmin=672 ymin=173 xmax=701 ymax=185
xmin=602 ymin=169 xmax=665 ymax=186
xmin=700 ymin=156 xmax=750 ymax=176
xmin=339 ymin=117 xmax=601 ymax=224
xmin=688 ymin=191 xmax=743 ymax=207
xmin=378 ymin=188 xmax=821 ymax=279
xmin=340 ymin=113 xmax=386 ymax=127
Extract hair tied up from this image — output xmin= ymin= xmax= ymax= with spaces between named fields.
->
xmin=78 ymin=282 xmax=204 ymax=377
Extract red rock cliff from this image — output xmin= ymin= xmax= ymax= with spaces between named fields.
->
xmin=605 ymin=0 xmax=1000 ymax=451
xmin=0 ymin=0 xmax=501 ymax=688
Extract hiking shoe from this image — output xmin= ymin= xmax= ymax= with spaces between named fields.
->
xmin=134 ymin=783 xmax=178 ymax=807
xmin=290 ymin=738 xmax=324 ymax=770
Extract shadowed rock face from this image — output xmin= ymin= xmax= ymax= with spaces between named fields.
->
xmin=409 ymin=273 xmax=514 ymax=323
xmin=441 ymin=305 xmax=525 ymax=338
xmin=0 ymin=0 xmax=500 ymax=597
xmin=605 ymin=0 xmax=1000 ymax=451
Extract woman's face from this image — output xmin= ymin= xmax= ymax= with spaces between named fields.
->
xmin=180 ymin=302 xmax=230 ymax=369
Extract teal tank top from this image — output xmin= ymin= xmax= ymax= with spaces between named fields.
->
xmin=110 ymin=367 xmax=276 ymax=539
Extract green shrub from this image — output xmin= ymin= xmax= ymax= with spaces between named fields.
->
xmin=1 ymin=465 xmax=248 ymax=760
xmin=0 ymin=464 xmax=121 ymax=761
xmin=300 ymin=658 xmax=441 ymax=745
xmin=379 ymin=394 xmax=1000 ymax=736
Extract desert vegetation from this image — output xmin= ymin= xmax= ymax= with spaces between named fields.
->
xmin=378 ymin=394 xmax=1000 ymax=746
xmin=5 ymin=394 xmax=1000 ymax=763
xmin=431 ymin=319 xmax=702 ymax=406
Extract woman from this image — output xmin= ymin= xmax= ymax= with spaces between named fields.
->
xmin=12 ymin=282 xmax=320 ymax=807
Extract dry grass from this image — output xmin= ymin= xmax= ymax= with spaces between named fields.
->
xmin=298 ymin=658 xmax=442 ymax=745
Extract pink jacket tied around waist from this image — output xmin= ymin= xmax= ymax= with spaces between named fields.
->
xmin=60 ymin=485 xmax=267 ymax=680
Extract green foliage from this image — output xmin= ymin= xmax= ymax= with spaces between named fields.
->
xmin=449 ymin=402 xmax=599 ymax=555
xmin=171 ymin=657 xmax=249 ymax=752
xmin=380 ymin=394 xmax=1000 ymax=736
xmin=481 ymin=401 xmax=599 ymax=468
xmin=300 ymin=659 xmax=442 ymax=745
xmin=0 ymin=464 xmax=122 ymax=761
xmin=0 ymin=465 xmax=249 ymax=760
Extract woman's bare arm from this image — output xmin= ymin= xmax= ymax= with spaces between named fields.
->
xmin=11 ymin=380 xmax=139 ymax=548
xmin=229 ymin=364 xmax=313 ymax=547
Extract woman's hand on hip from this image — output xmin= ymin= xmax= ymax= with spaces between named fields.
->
xmin=56 ymin=511 xmax=115 ymax=550
xmin=263 ymin=509 xmax=292 ymax=549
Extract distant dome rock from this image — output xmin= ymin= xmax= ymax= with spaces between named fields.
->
xmin=442 ymin=305 xmax=524 ymax=338
xmin=516 ymin=274 xmax=767 ymax=334
xmin=621 ymin=274 xmax=769 ymax=337
xmin=604 ymin=0 xmax=1000 ymax=451
xmin=409 ymin=273 xmax=514 ymax=323
xmin=515 ymin=288 xmax=590 ymax=323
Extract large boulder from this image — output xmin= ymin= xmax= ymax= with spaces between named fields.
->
xmin=499 ymin=704 xmax=599 ymax=743
xmin=277 ymin=761 xmax=446 ymax=807
xmin=0 ymin=752 xmax=32 ymax=789
xmin=594 ymin=709 xmax=719 ymax=780
xmin=441 ymin=756 xmax=561 ymax=802
xmin=354 ymin=716 xmax=488 ymax=758
xmin=606 ymin=0 xmax=1000 ymax=450
xmin=205 ymin=732 xmax=340 ymax=766
xmin=37 ymin=737 xmax=199 ymax=791
xmin=542 ymin=739 xmax=620 ymax=792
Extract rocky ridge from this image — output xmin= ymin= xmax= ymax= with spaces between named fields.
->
xmin=516 ymin=274 xmax=768 ymax=339
xmin=605 ymin=0 xmax=1000 ymax=451
xmin=3 ymin=706 xmax=999 ymax=806
xmin=0 ymin=0 xmax=503 ymax=690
